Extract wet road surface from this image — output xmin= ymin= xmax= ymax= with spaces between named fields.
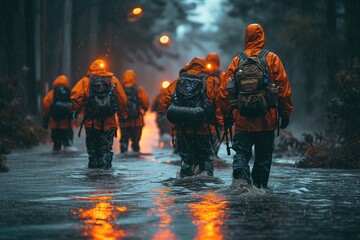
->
xmin=1 ymin=113 xmax=360 ymax=239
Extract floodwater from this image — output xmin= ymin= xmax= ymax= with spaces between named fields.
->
xmin=1 ymin=113 xmax=360 ymax=240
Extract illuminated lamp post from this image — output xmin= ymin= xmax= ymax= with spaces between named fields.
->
xmin=158 ymin=34 xmax=171 ymax=46
xmin=128 ymin=7 xmax=143 ymax=22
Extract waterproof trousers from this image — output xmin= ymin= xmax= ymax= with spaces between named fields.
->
xmin=51 ymin=128 xmax=73 ymax=151
xmin=120 ymin=127 xmax=142 ymax=153
xmin=232 ymin=131 xmax=274 ymax=188
xmin=177 ymin=133 xmax=214 ymax=177
xmin=85 ymin=128 xmax=115 ymax=169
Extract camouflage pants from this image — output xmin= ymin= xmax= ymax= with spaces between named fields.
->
xmin=51 ymin=128 xmax=73 ymax=151
xmin=232 ymin=131 xmax=274 ymax=188
xmin=85 ymin=128 xmax=115 ymax=169
xmin=120 ymin=127 xmax=142 ymax=153
xmin=177 ymin=133 xmax=214 ymax=177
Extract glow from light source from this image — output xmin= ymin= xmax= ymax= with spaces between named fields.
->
xmin=159 ymin=34 xmax=170 ymax=45
xmin=132 ymin=7 xmax=142 ymax=16
xmin=162 ymin=80 xmax=170 ymax=89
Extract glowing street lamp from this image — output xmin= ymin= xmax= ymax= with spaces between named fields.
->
xmin=128 ymin=6 xmax=143 ymax=22
xmin=132 ymin=7 xmax=142 ymax=16
xmin=159 ymin=34 xmax=171 ymax=46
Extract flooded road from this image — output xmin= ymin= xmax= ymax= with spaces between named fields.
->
xmin=1 ymin=113 xmax=360 ymax=239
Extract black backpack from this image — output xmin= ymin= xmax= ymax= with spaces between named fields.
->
xmin=84 ymin=75 xmax=118 ymax=119
xmin=50 ymin=86 xmax=71 ymax=121
xmin=124 ymin=85 xmax=139 ymax=119
xmin=234 ymin=49 xmax=278 ymax=117
xmin=166 ymin=72 xmax=215 ymax=125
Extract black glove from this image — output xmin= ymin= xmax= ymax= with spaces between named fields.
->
xmin=280 ymin=116 xmax=289 ymax=129
xmin=223 ymin=117 xmax=234 ymax=129
xmin=72 ymin=111 xmax=79 ymax=122
xmin=42 ymin=119 xmax=49 ymax=129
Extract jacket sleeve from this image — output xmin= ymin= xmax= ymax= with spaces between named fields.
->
xmin=268 ymin=53 xmax=294 ymax=117
xmin=218 ymin=56 xmax=240 ymax=118
xmin=137 ymin=86 xmax=150 ymax=112
xmin=112 ymin=77 xmax=128 ymax=120
xmin=41 ymin=91 xmax=53 ymax=119
xmin=158 ymin=80 xmax=177 ymax=113
xmin=70 ymin=77 xmax=87 ymax=113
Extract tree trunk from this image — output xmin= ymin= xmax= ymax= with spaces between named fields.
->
xmin=326 ymin=0 xmax=337 ymax=93
xmin=62 ymin=0 xmax=72 ymax=84
xmin=24 ymin=0 xmax=39 ymax=114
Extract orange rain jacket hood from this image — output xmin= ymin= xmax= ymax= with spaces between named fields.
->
xmin=120 ymin=69 xmax=150 ymax=128
xmin=70 ymin=59 xmax=128 ymax=130
xmin=122 ymin=70 xmax=137 ymax=88
xmin=217 ymin=23 xmax=294 ymax=131
xmin=42 ymin=75 xmax=73 ymax=129
xmin=158 ymin=57 xmax=223 ymax=134
xmin=205 ymin=53 xmax=221 ymax=71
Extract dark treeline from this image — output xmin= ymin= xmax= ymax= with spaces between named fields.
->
xmin=0 ymin=0 xmax=197 ymax=114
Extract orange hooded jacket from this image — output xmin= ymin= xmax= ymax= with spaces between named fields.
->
xmin=218 ymin=23 xmax=294 ymax=131
xmin=158 ymin=57 xmax=223 ymax=134
xmin=70 ymin=59 xmax=128 ymax=130
xmin=205 ymin=52 xmax=225 ymax=84
xmin=42 ymin=75 xmax=73 ymax=129
xmin=120 ymin=70 xmax=150 ymax=128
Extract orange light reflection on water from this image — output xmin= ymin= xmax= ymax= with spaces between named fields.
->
xmin=71 ymin=195 xmax=129 ymax=240
xmin=186 ymin=192 xmax=228 ymax=240
xmin=151 ymin=188 xmax=177 ymax=240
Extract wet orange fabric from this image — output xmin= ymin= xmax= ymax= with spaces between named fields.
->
xmin=218 ymin=24 xmax=294 ymax=131
xmin=205 ymin=53 xmax=225 ymax=127
xmin=42 ymin=75 xmax=73 ymax=129
xmin=71 ymin=59 xmax=128 ymax=130
xmin=120 ymin=70 xmax=150 ymax=128
xmin=159 ymin=57 xmax=223 ymax=134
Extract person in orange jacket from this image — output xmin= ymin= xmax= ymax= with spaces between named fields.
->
xmin=119 ymin=70 xmax=150 ymax=153
xmin=205 ymin=53 xmax=226 ymax=160
xmin=151 ymin=82 xmax=172 ymax=147
xmin=42 ymin=75 xmax=74 ymax=151
xmin=71 ymin=59 xmax=127 ymax=169
xmin=159 ymin=57 xmax=223 ymax=177
xmin=218 ymin=23 xmax=294 ymax=188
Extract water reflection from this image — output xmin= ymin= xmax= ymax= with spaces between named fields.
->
xmin=71 ymin=194 xmax=129 ymax=240
xmin=151 ymin=188 xmax=177 ymax=240
xmin=186 ymin=192 xmax=228 ymax=240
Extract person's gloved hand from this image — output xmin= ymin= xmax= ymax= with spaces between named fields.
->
xmin=72 ymin=112 xmax=79 ymax=122
xmin=42 ymin=119 xmax=49 ymax=129
xmin=280 ymin=116 xmax=289 ymax=129
xmin=223 ymin=117 xmax=234 ymax=129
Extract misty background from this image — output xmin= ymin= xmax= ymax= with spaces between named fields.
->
xmin=1 ymin=0 xmax=359 ymax=136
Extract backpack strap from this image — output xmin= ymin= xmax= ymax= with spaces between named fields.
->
xmin=239 ymin=51 xmax=248 ymax=62
xmin=257 ymin=49 xmax=271 ymax=84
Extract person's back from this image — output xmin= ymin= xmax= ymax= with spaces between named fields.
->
xmin=119 ymin=70 xmax=149 ymax=153
xmin=159 ymin=57 xmax=222 ymax=177
xmin=42 ymin=75 xmax=74 ymax=151
xmin=71 ymin=59 xmax=127 ymax=169
xmin=218 ymin=23 xmax=294 ymax=188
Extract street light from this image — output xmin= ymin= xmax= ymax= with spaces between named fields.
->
xmin=132 ymin=7 xmax=142 ymax=16
xmin=158 ymin=34 xmax=171 ymax=46
xmin=128 ymin=6 xmax=143 ymax=22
